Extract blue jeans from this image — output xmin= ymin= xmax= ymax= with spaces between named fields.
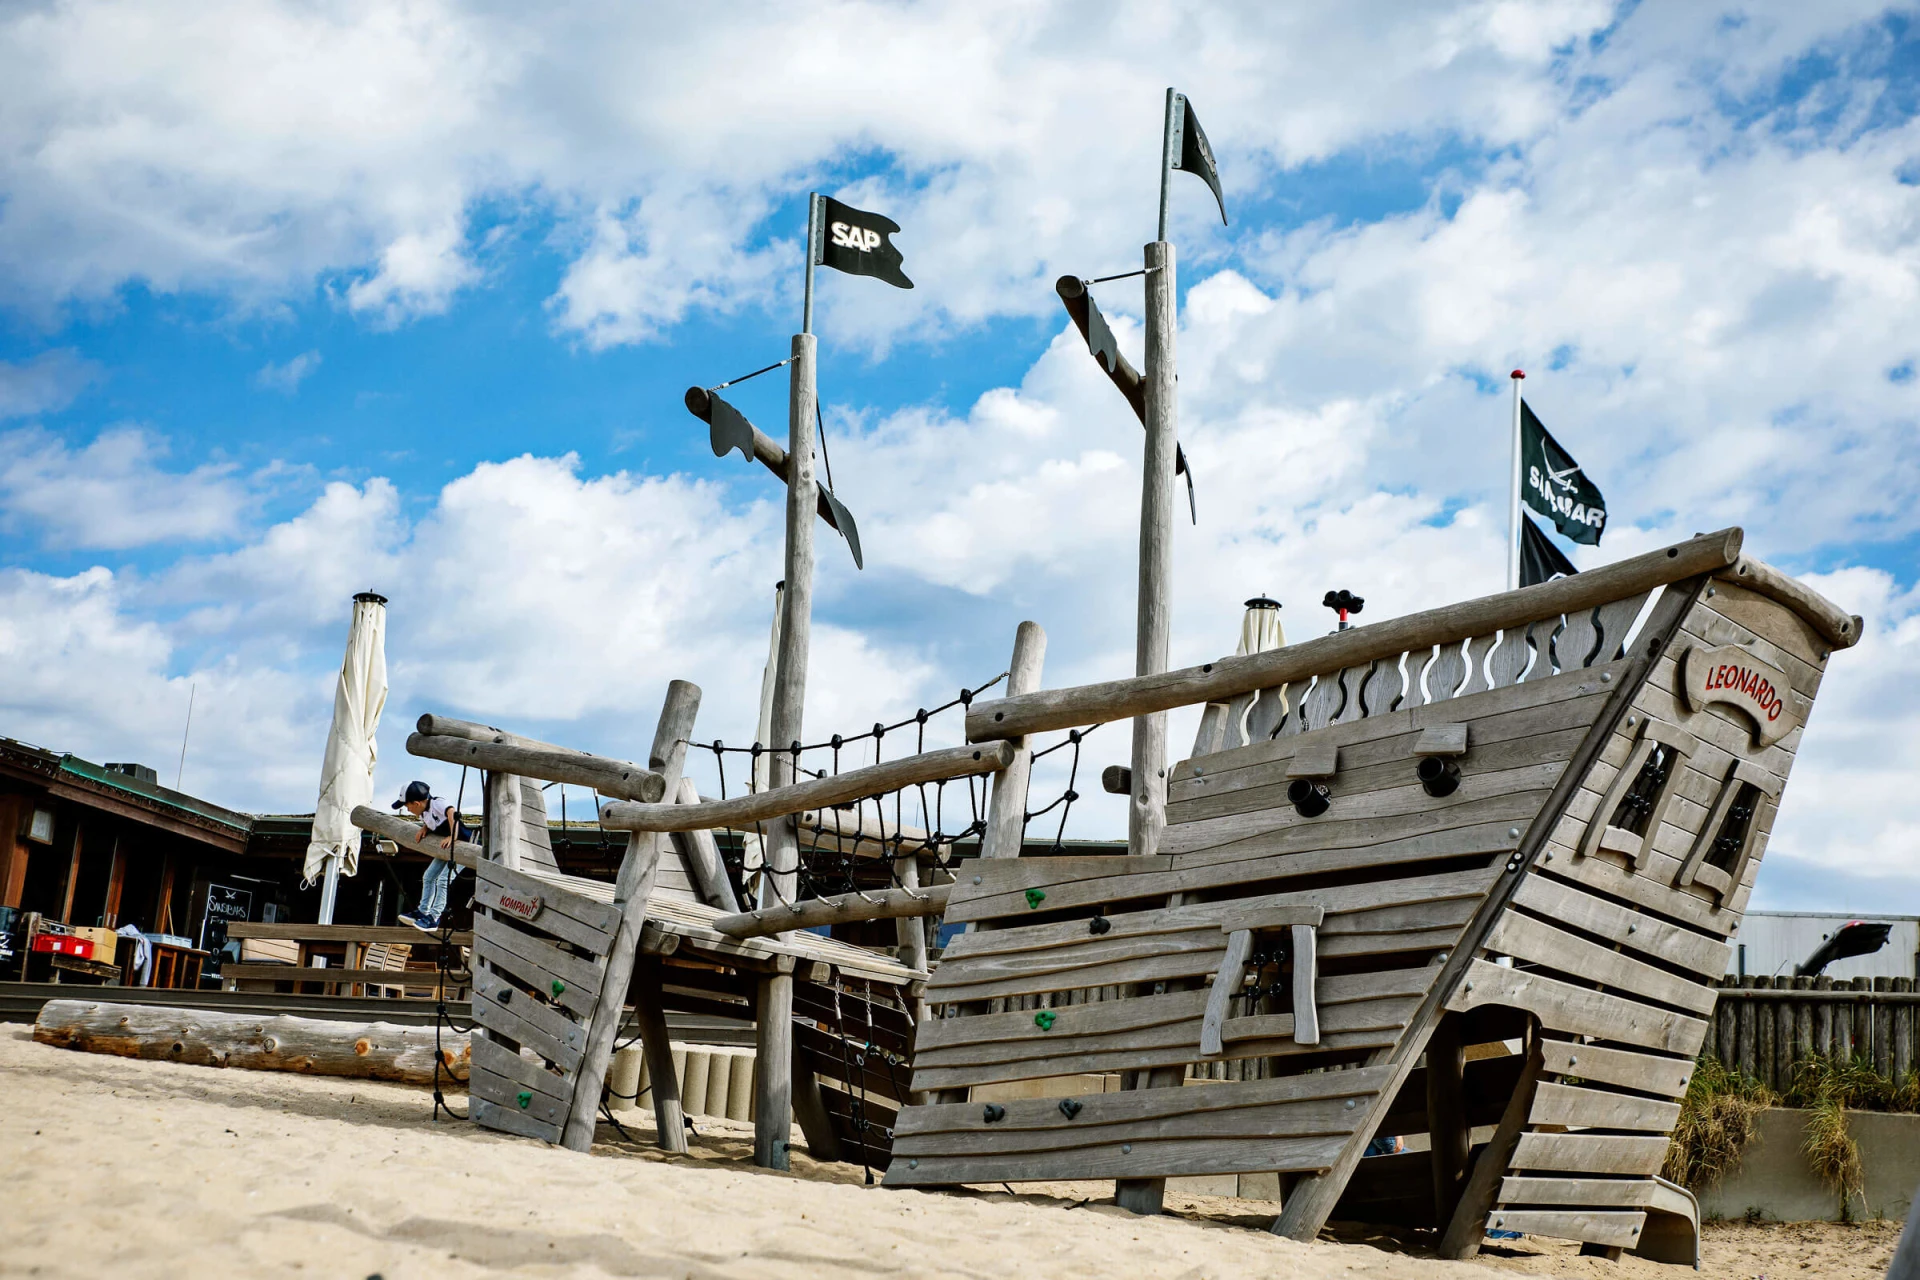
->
xmin=419 ymin=857 xmax=461 ymax=920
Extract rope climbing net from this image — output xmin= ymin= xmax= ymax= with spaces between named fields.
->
xmin=686 ymin=674 xmax=1105 ymax=913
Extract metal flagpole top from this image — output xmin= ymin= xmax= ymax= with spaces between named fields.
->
xmin=1157 ymin=88 xmax=1179 ymax=243
xmin=802 ymin=192 xmax=822 ymax=335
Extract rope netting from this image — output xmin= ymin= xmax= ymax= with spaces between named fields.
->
xmin=683 ymin=672 xmax=1105 ymax=914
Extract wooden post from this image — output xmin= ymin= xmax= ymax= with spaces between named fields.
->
xmin=1130 ymin=239 xmax=1177 ymax=860
xmin=560 ymin=679 xmax=701 ymax=1153
xmin=1439 ymin=1029 xmax=1545 ymax=1259
xmin=1875 ymin=977 xmax=1894 ymax=1077
xmin=893 ymin=853 xmax=928 ymax=970
xmin=981 ymin=621 xmax=1047 ymax=861
xmin=630 ymin=955 xmax=686 ymax=1153
xmin=485 ymin=770 xmax=524 ymax=872
xmin=102 ymin=833 xmax=127 ymax=929
xmin=753 ymin=331 xmax=816 ymax=1172
xmin=1427 ymin=1013 xmax=1470 ymax=1228
xmin=755 ymin=968 xmax=796 ymax=1169
xmin=1894 ymin=978 xmax=1914 ymax=1084
xmin=0 ymin=794 xmax=29 ymax=909
xmin=58 ymin=819 xmax=83 ymax=924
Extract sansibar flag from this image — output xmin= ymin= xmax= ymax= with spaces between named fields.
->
xmin=1521 ymin=401 xmax=1606 ymax=545
xmin=1170 ymin=94 xmax=1227 ymax=225
xmin=1520 ymin=513 xmax=1578 ymax=587
xmin=816 ymin=196 xmax=912 ymax=289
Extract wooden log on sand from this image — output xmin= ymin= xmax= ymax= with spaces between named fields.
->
xmin=33 ymin=998 xmax=469 ymax=1085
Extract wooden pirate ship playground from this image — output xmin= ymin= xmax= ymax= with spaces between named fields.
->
xmin=334 ymin=89 xmax=1858 ymax=1265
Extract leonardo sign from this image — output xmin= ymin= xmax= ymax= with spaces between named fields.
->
xmin=1681 ymin=643 xmax=1798 ymax=747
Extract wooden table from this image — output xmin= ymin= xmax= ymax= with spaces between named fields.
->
xmin=223 ymin=923 xmax=471 ymax=998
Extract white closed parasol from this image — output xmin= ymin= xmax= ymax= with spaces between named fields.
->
xmin=306 ymin=591 xmax=389 ymax=921
xmin=1238 ymin=595 xmax=1285 ymax=655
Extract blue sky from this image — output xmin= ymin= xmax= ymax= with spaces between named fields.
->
xmin=2 ymin=0 xmax=1918 ymax=913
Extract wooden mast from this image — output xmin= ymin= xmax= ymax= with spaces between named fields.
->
xmin=1130 ymin=236 xmax=1177 ymax=860
xmin=753 ymin=292 xmax=819 ymax=1169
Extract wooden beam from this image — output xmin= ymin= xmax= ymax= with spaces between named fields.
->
xmin=600 ymin=740 xmax=1016 ymax=834
xmin=631 ymin=955 xmax=687 ymax=1154
xmin=670 ymin=776 xmax=740 ymax=912
xmin=58 ymin=818 xmax=82 ymax=924
xmin=1715 ymin=556 xmax=1861 ymax=649
xmin=350 ymin=805 xmax=484 ymax=870
xmin=1439 ymin=1027 xmax=1544 ymax=1259
xmin=966 ymin=530 xmax=1744 ymax=742
xmin=561 ymin=679 xmax=701 ymax=1152
xmin=1055 ymin=275 xmax=1146 ymax=421
xmin=682 ymin=385 xmax=855 ymax=540
xmin=408 ymin=731 xmax=666 ymax=803
xmin=982 ymin=621 xmax=1047 ymax=860
xmin=102 ymin=833 xmax=127 ymax=929
xmin=1426 ymin=1013 xmax=1469 ymax=1230
xmin=1131 ymin=238 xmax=1177 ymax=860
xmin=713 ymin=882 xmax=952 ymax=940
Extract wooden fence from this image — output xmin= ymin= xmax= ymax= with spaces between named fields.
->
xmin=1701 ymin=975 xmax=1920 ymax=1091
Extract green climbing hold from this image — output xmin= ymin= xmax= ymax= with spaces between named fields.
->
xmin=1025 ymin=888 xmax=1046 ymax=909
xmin=516 ymin=1090 xmax=532 ymax=1110
xmin=1033 ymin=1009 xmax=1056 ymax=1031
xmin=551 ymin=979 xmax=566 ymax=998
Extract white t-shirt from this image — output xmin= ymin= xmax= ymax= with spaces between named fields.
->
xmin=418 ymin=795 xmax=454 ymax=834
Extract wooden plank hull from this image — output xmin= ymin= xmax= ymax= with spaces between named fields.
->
xmin=886 ymin=554 xmax=1851 ymax=1266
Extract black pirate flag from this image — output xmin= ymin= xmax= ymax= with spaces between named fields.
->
xmin=816 ymin=196 xmax=913 ymax=289
xmin=1170 ymin=94 xmax=1227 ymax=225
xmin=1520 ymin=513 xmax=1579 ymax=587
xmin=1520 ymin=400 xmax=1607 ymax=546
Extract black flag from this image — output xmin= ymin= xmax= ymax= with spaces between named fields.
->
xmin=1171 ymin=94 xmax=1227 ymax=225
xmin=1520 ymin=513 xmax=1578 ymax=587
xmin=1520 ymin=400 xmax=1606 ymax=545
xmin=816 ymin=196 xmax=913 ymax=289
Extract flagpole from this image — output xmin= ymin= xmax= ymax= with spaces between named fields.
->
xmin=802 ymin=192 xmax=821 ymax=335
xmin=1157 ymin=89 xmax=1179 ymax=243
xmin=1508 ymin=368 xmax=1524 ymax=591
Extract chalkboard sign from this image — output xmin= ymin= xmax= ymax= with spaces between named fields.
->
xmin=199 ymin=882 xmax=253 ymax=954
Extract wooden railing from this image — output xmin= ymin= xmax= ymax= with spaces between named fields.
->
xmin=959 ymin=532 xmax=1782 ymax=746
xmin=1701 ymin=975 xmax=1920 ymax=1090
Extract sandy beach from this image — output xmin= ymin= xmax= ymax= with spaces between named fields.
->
xmin=1 ymin=1024 xmax=1900 ymax=1279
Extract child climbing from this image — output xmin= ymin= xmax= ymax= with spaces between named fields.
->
xmin=393 ymin=780 xmax=471 ymax=932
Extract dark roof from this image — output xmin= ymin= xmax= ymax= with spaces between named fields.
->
xmin=0 ymin=736 xmax=254 ymax=844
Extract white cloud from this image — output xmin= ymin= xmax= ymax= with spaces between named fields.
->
xmin=253 ymin=349 xmax=321 ymax=393
xmin=0 ymin=426 xmax=251 ymax=548
xmin=0 ymin=348 xmax=98 ymax=418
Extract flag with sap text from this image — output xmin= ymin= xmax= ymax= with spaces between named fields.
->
xmin=816 ymin=196 xmax=912 ymax=289
xmin=1170 ymin=94 xmax=1227 ymax=225
xmin=1520 ymin=513 xmax=1578 ymax=587
xmin=1520 ymin=401 xmax=1607 ymax=545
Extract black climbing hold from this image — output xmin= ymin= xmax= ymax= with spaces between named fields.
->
xmin=1088 ymin=915 xmax=1111 ymax=935
xmin=495 ymin=988 xmax=512 ymax=1005
xmin=982 ymin=1104 xmax=1006 ymax=1123
xmin=1058 ymin=1099 xmax=1083 ymax=1119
